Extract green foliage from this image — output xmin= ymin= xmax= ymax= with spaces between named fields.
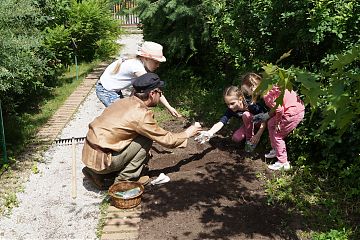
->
xmin=137 ymin=0 xmax=206 ymax=60
xmin=206 ymin=0 xmax=360 ymax=69
xmin=68 ymin=0 xmax=121 ymax=62
xmin=136 ymin=0 xmax=235 ymax=82
xmin=40 ymin=0 xmax=122 ymax=62
xmin=96 ymin=195 xmax=110 ymax=238
xmin=31 ymin=162 xmax=40 ymax=174
xmin=258 ymin=49 xmax=360 ymax=238
xmin=258 ymin=48 xmax=360 ymax=194
xmin=158 ymin=66 xmax=227 ymax=126
xmin=308 ymin=0 xmax=359 ymax=45
xmin=3 ymin=192 xmax=19 ymax=210
xmin=0 ymin=0 xmax=121 ymax=115
xmin=95 ymin=38 xmax=121 ymax=60
xmin=320 ymin=45 xmax=360 ymax=135
xmin=0 ymin=0 xmax=51 ymax=114
xmin=136 ymin=0 xmax=359 ymax=126
xmin=263 ymin=167 xmax=359 ymax=239
xmin=34 ymin=0 xmax=72 ymax=28
xmin=43 ymin=24 xmax=72 ymax=68
xmin=41 ymin=0 xmax=121 ymax=66
xmin=313 ymin=228 xmax=351 ymax=240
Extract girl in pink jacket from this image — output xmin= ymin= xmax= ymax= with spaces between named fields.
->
xmin=241 ymin=73 xmax=305 ymax=170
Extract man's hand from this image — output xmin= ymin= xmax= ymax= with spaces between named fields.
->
xmin=185 ymin=123 xmax=202 ymax=138
xmin=253 ymin=112 xmax=270 ymax=123
xmin=194 ymin=131 xmax=213 ymax=144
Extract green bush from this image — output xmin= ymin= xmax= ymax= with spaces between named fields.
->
xmin=0 ymin=0 xmax=50 ymax=114
xmin=68 ymin=0 xmax=121 ymax=62
xmin=313 ymin=228 xmax=351 ymax=240
xmin=43 ymin=24 xmax=72 ymax=68
xmin=40 ymin=0 xmax=121 ymax=67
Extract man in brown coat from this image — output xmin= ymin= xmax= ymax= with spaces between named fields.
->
xmin=82 ymin=72 xmax=201 ymax=189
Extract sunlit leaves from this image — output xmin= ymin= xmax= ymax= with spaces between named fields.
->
xmin=261 ymin=45 xmax=359 ymax=136
xmin=296 ymin=71 xmax=322 ymax=109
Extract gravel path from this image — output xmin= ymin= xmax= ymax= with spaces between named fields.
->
xmin=0 ymin=34 xmax=143 ymax=240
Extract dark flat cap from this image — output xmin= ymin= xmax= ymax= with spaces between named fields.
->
xmin=132 ymin=73 xmax=164 ymax=92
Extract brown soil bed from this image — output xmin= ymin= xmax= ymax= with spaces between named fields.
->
xmin=139 ymin=118 xmax=305 ymax=240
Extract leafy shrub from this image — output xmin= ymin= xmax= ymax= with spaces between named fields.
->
xmin=68 ymin=0 xmax=121 ymax=62
xmin=312 ymin=228 xmax=351 ymax=240
xmin=94 ymin=38 xmax=121 ymax=60
xmin=41 ymin=0 xmax=121 ymax=67
xmin=43 ymin=24 xmax=72 ymax=68
xmin=0 ymin=0 xmax=50 ymax=114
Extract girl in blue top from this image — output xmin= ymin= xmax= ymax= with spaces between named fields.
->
xmin=196 ymin=86 xmax=267 ymax=152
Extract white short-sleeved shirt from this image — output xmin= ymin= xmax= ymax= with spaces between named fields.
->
xmin=99 ymin=58 xmax=145 ymax=91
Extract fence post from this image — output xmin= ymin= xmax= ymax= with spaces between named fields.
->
xmin=0 ymin=101 xmax=8 ymax=165
xmin=71 ymin=38 xmax=79 ymax=81
xmin=113 ymin=0 xmax=139 ymax=26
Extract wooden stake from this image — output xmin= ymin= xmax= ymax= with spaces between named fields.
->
xmin=72 ymin=137 xmax=77 ymax=199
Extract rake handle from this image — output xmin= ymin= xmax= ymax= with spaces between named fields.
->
xmin=72 ymin=137 xmax=77 ymax=199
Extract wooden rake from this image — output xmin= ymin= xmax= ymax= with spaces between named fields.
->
xmin=54 ymin=137 xmax=86 ymax=199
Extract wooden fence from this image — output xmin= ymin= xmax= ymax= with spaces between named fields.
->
xmin=113 ymin=0 xmax=140 ymax=26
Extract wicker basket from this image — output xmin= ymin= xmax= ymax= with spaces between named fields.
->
xmin=108 ymin=181 xmax=144 ymax=209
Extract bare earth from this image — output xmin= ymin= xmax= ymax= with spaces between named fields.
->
xmin=139 ymin=119 xmax=305 ymax=240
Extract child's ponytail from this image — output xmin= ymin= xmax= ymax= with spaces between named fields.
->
xmin=241 ymin=73 xmax=262 ymax=103
xmin=111 ymin=59 xmax=123 ymax=75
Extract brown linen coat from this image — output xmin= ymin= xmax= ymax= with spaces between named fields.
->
xmin=82 ymin=96 xmax=188 ymax=171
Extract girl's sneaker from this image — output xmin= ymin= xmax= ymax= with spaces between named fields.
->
xmin=268 ymin=161 xmax=291 ymax=171
xmin=264 ymin=149 xmax=276 ymax=158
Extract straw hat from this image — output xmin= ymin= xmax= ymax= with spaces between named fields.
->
xmin=136 ymin=41 xmax=166 ymax=62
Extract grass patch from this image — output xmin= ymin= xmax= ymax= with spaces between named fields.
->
xmin=26 ymin=61 xmax=102 ymax=135
xmin=4 ymin=60 xmax=102 ymax=156
xmin=153 ymin=106 xmax=175 ymax=124
xmin=262 ymin=167 xmax=360 ymax=239
xmin=96 ymin=195 xmax=111 ymax=238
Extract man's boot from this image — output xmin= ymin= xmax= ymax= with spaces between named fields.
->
xmin=82 ymin=167 xmax=117 ymax=190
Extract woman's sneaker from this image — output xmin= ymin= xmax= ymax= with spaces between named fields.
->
xmin=268 ymin=161 xmax=291 ymax=171
xmin=264 ymin=149 xmax=276 ymax=158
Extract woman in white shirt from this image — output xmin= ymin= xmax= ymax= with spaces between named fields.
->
xmin=96 ymin=41 xmax=181 ymax=117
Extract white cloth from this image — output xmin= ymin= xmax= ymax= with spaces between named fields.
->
xmin=150 ymin=173 xmax=170 ymax=185
xmin=99 ymin=58 xmax=146 ymax=91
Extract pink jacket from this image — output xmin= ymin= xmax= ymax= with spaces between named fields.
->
xmin=263 ymin=86 xmax=305 ymax=123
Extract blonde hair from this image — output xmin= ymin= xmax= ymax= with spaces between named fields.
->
xmin=241 ymin=72 xmax=262 ymax=103
xmin=223 ymin=86 xmax=245 ymax=101
xmin=110 ymin=60 xmax=122 ymax=74
xmin=110 ymin=54 xmax=138 ymax=75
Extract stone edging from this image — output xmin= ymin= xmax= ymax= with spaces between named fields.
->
xmin=36 ymin=63 xmax=108 ymax=142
